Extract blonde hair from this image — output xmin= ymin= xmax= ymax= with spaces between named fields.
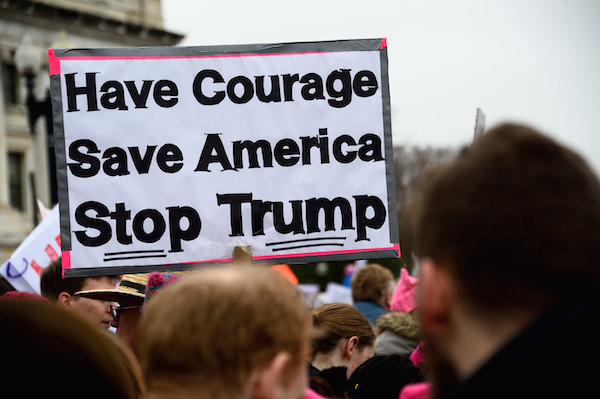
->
xmin=139 ymin=266 xmax=311 ymax=397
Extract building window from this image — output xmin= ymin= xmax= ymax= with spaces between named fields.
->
xmin=1 ymin=62 xmax=19 ymax=108
xmin=8 ymin=152 xmax=25 ymax=211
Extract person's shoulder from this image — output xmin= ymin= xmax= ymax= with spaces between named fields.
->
xmin=376 ymin=312 xmax=420 ymax=337
xmin=354 ymin=300 xmax=385 ymax=316
xmin=452 ymin=283 xmax=600 ymax=399
xmin=362 ymin=301 xmax=388 ymax=324
xmin=375 ymin=329 xmax=419 ymax=357
xmin=308 ymin=363 xmax=321 ymax=376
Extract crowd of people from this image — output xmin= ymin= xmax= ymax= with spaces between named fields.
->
xmin=2 ymin=123 xmax=600 ymax=399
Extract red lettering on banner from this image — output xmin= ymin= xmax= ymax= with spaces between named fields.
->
xmin=45 ymin=244 xmax=59 ymax=261
xmin=55 ymin=234 xmax=61 ymax=248
xmin=30 ymin=260 xmax=43 ymax=275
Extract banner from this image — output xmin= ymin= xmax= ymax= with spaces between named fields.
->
xmin=0 ymin=206 xmax=60 ymax=293
xmin=49 ymin=38 xmax=399 ymax=277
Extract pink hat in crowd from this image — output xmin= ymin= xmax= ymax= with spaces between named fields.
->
xmin=410 ymin=342 xmax=425 ymax=367
xmin=303 ymin=388 xmax=328 ymax=399
xmin=399 ymin=382 xmax=431 ymax=399
xmin=145 ymin=272 xmax=182 ymax=302
xmin=1 ymin=291 xmax=48 ymax=302
xmin=391 ymin=268 xmax=419 ymax=313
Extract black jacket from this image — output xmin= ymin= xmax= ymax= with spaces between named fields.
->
xmin=446 ymin=282 xmax=600 ymax=399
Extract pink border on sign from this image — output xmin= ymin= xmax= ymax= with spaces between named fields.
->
xmin=61 ymin=250 xmax=71 ymax=278
xmin=62 ymin=250 xmax=71 ymax=268
xmin=159 ymin=243 xmax=400 ymax=266
xmin=172 ymin=243 xmax=400 ymax=264
xmin=48 ymin=49 xmax=60 ymax=75
xmin=254 ymin=242 xmax=401 ymax=262
xmin=47 ymin=50 xmax=349 ymax=76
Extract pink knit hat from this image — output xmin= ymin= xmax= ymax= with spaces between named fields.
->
xmin=145 ymin=272 xmax=182 ymax=302
xmin=399 ymin=382 xmax=431 ymax=399
xmin=391 ymin=268 xmax=419 ymax=313
xmin=303 ymin=388 xmax=328 ymax=399
xmin=410 ymin=342 xmax=425 ymax=367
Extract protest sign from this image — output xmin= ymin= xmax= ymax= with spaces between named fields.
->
xmin=49 ymin=38 xmax=400 ymax=277
xmin=0 ymin=206 xmax=60 ymax=293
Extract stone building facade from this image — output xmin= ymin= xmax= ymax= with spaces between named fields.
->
xmin=0 ymin=0 xmax=183 ymax=263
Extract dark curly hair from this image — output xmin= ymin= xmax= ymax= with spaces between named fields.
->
xmin=346 ymin=354 xmax=425 ymax=399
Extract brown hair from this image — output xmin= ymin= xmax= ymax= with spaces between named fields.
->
xmin=102 ymin=331 xmax=146 ymax=399
xmin=350 ymin=263 xmax=394 ymax=303
xmin=0 ymin=299 xmax=143 ymax=398
xmin=40 ymin=258 xmax=119 ymax=301
xmin=415 ymin=124 xmax=600 ymax=315
xmin=139 ymin=266 xmax=311 ymax=397
xmin=311 ymin=302 xmax=375 ymax=359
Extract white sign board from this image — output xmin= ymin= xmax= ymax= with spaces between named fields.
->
xmin=0 ymin=206 xmax=60 ymax=293
xmin=49 ymin=39 xmax=399 ymax=277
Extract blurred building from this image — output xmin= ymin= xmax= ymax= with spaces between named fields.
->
xmin=0 ymin=0 xmax=183 ymax=261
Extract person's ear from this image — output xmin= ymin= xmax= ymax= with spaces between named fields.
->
xmin=250 ymin=351 xmax=291 ymax=399
xmin=57 ymin=291 xmax=73 ymax=308
xmin=419 ymin=257 xmax=453 ymax=337
xmin=344 ymin=336 xmax=360 ymax=359
xmin=384 ymin=289 xmax=393 ymax=310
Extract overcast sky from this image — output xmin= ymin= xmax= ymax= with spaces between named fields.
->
xmin=162 ymin=0 xmax=600 ymax=174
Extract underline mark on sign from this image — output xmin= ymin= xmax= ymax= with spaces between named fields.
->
xmin=266 ymin=237 xmax=346 ymax=252
xmin=103 ymin=249 xmax=167 ymax=262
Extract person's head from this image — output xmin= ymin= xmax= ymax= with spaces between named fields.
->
xmin=75 ymin=273 xmax=149 ymax=353
xmin=101 ymin=331 xmax=146 ymax=399
xmin=351 ymin=264 xmax=395 ymax=309
xmin=139 ymin=266 xmax=312 ymax=399
xmin=0 ymin=299 xmax=144 ymax=398
xmin=415 ymin=124 xmax=600 ymax=397
xmin=311 ymin=302 xmax=376 ymax=378
xmin=346 ymin=355 xmax=425 ymax=399
xmin=40 ymin=258 xmax=120 ymax=329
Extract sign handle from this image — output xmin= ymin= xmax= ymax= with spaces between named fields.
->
xmin=233 ymin=245 xmax=252 ymax=267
